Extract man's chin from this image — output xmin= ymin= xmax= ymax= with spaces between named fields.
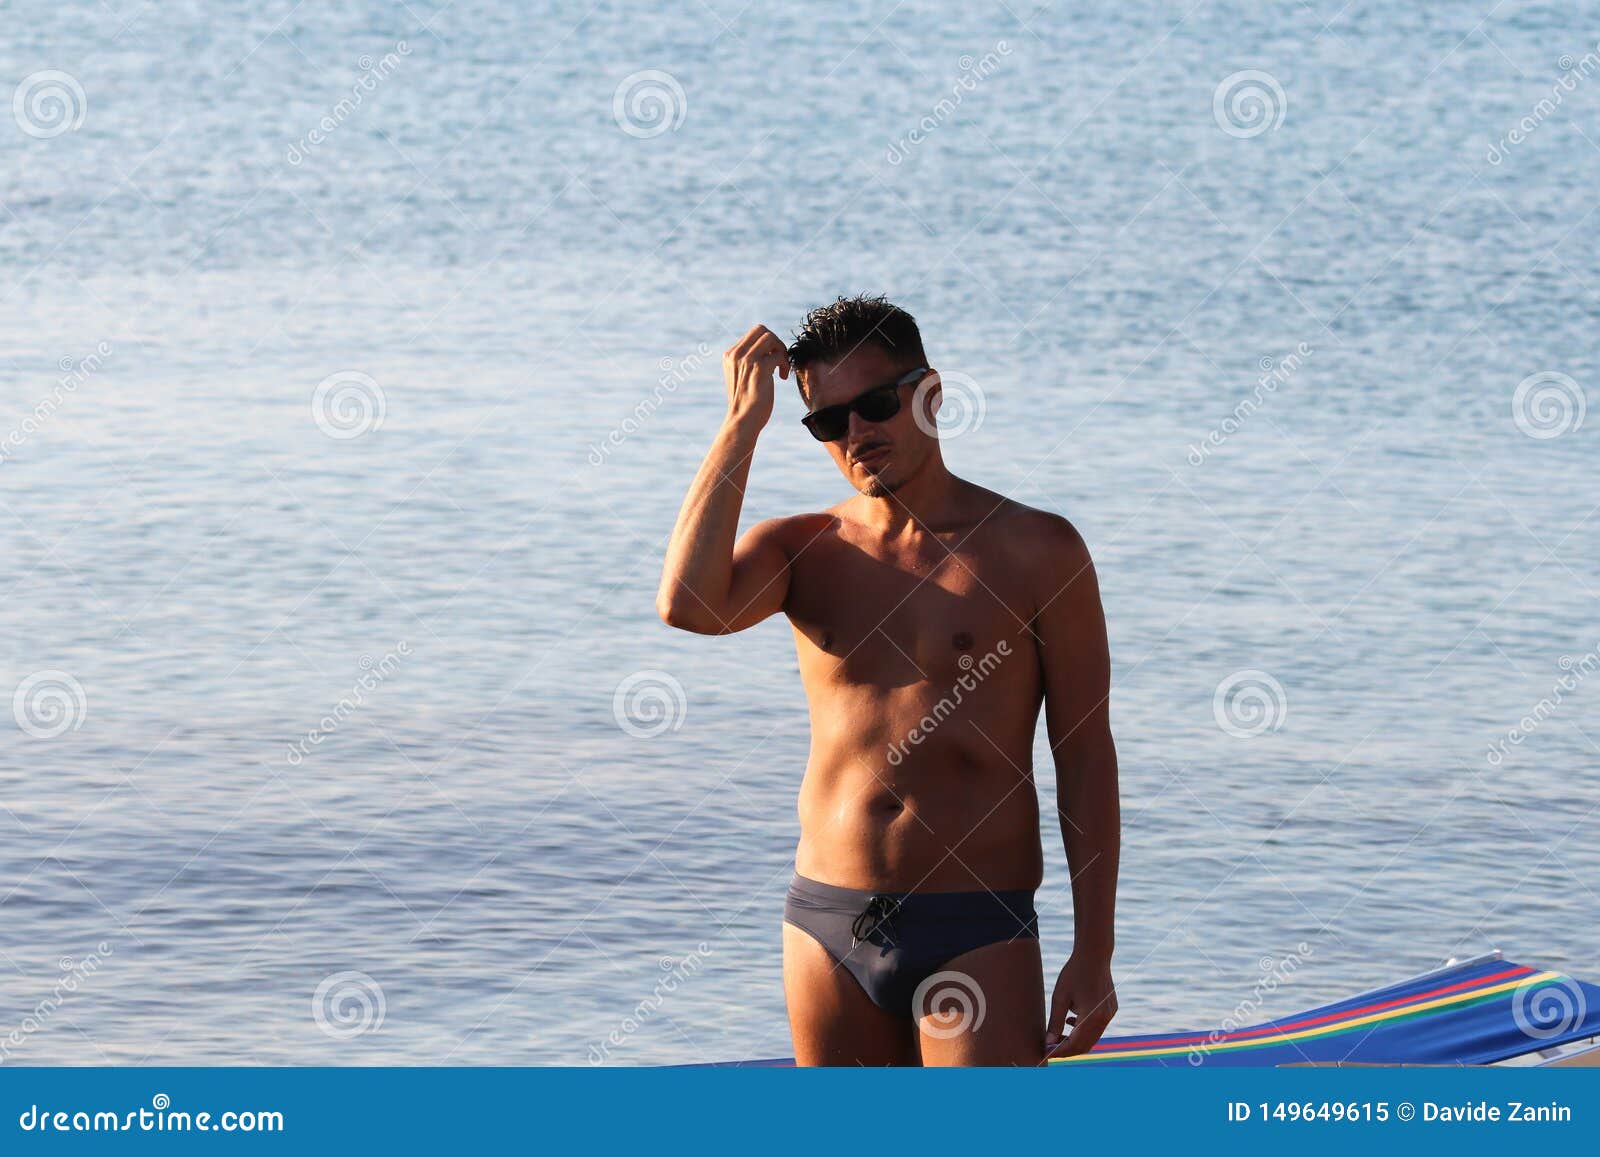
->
xmin=856 ymin=470 xmax=900 ymax=498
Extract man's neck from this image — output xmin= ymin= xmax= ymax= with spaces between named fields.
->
xmin=855 ymin=451 xmax=969 ymax=537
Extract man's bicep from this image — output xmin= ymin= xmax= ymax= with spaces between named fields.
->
xmin=723 ymin=518 xmax=793 ymax=631
xmin=1036 ymin=532 xmax=1113 ymax=752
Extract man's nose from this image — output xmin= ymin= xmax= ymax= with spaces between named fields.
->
xmin=847 ymin=410 xmax=877 ymax=441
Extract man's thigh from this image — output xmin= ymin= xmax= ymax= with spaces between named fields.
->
xmin=914 ymin=937 xmax=1044 ymax=1066
xmin=782 ymin=922 xmax=919 ymax=1066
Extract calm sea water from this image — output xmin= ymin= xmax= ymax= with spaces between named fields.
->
xmin=1 ymin=0 xmax=1596 ymax=1065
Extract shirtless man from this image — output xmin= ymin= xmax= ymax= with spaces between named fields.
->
xmin=657 ymin=295 xmax=1120 ymax=1066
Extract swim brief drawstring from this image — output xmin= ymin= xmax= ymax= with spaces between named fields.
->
xmin=851 ymin=894 xmax=902 ymax=948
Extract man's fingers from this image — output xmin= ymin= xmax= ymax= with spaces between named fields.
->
xmin=1060 ymin=1009 xmax=1111 ymax=1057
xmin=729 ymin=327 xmax=786 ymax=366
xmin=1045 ymin=985 xmax=1073 ymax=1044
xmin=728 ymin=325 xmax=773 ymax=358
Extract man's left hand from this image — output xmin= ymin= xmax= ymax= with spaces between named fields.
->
xmin=1044 ymin=952 xmax=1117 ymax=1059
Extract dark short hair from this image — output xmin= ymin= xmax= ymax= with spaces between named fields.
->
xmin=787 ymin=295 xmax=927 ymax=385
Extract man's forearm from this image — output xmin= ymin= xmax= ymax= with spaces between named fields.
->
xmin=1058 ymin=741 xmax=1120 ymax=959
xmin=657 ymin=420 xmax=760 ymax=626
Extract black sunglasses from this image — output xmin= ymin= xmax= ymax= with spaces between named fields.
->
xmin=800 ymin=367 xmax=929 ymax=443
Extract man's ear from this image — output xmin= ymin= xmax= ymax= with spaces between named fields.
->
xmin=913 ymin=369 xmax=943 ymax=429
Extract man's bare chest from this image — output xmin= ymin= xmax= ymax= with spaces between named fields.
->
xmin=784 ymin=539 xmax=1035 ymax=687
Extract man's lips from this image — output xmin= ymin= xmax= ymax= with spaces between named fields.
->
xmin=849 ymin=443 xmax=891 ymax=468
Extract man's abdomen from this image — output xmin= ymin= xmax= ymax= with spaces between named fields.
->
xmin=794 ymin=720 xmax=1044 ymax=892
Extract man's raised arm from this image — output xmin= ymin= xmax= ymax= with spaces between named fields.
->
xmin=656 ymin=325 xmax=794 ymax=635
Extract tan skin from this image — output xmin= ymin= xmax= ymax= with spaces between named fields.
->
xmin=658 ymin=324 xmax=1120 ymax=1065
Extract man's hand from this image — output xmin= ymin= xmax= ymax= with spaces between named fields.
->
xmin=1044 ymin=952 xmax=1117 ymax=1059
xmin=723 ymin=324 xmax=789 ymax=434
xmin=656 ymin=326 xmax=796 ymax=635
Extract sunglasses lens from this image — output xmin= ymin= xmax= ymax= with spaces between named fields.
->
xmin=804 ymin=408 xmax=848 ymax=442
xmin=854 ymin=386 xmax=902 ymax=423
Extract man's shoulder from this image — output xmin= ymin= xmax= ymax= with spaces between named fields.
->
xmin=744 ymin=510 xmax=840 ymax=555
xmin=974 ymin=491 xmax=1091 ymax=566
